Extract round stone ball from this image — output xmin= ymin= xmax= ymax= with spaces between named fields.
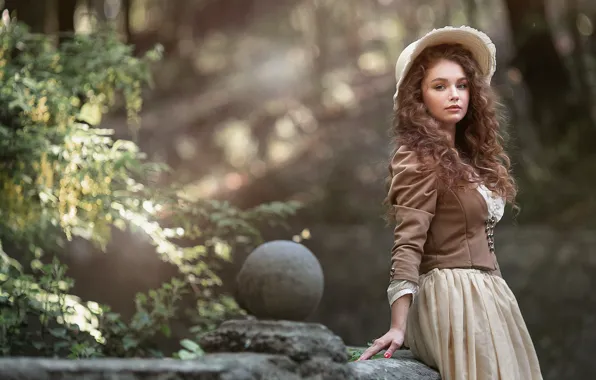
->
xmin=235 ymin=240 xmax=324 ymax=321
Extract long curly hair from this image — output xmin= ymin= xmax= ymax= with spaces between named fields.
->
xmin=384 ymin=43 xmax=517 ymax=219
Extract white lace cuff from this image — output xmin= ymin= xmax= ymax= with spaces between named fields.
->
xmin=387 ymin=279 xmax=419 ymax=306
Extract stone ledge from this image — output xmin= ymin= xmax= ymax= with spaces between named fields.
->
xmin=0 ymin=354 xmax=301 ymax=380
xmin=0 ymin=320 xmax=441 ymax=380
xmin=0 ymin=352 xmax=441 ymax=380
xmin=199 ymin=319 xmax=348 ymax=363
xmin=348 ymin=350 xmax=441 ymax=380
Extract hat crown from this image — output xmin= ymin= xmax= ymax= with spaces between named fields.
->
xmin=392 ymin=26 xmax=496 ymax=109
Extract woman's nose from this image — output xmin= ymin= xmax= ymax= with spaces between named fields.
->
xmin=449 ymin=86 xmax=459 ymax=100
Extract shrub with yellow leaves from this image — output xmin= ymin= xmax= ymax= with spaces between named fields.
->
xmin=0 ymin=15 xmax=300 ymax=358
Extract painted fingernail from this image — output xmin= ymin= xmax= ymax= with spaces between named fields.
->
xmin=384 ymin=352 xmax=390 ymax=358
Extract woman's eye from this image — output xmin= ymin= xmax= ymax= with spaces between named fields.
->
xmin=457 ymin=83 xmax=468 ymax=89
xmin=434 ymin=85 xmax=445 ymax=90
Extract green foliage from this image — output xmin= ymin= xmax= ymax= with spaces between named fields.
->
xmin=0 ymin=19 xmax=300 ymax=357
xmin=0 ymin=18 xmax=161 ymax=252
xmin=0 ymin=252 xmax=100 ymax=358
xmin=175 ymin=339 xmax=205 ymax=360
xmin=96 ymin=277 xmax=188 ymax=358
xmin=346 ymin=345 xmax=385 ymax=362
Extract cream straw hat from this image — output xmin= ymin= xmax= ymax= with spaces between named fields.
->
xmin=393 ymin=26 xmax=496 ymax=110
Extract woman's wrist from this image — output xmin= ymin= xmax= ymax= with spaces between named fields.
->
xmin=389 ymin=318 xmax=407 ymax=331
xmin=390 ymin=293 xmax=411 ymax=331
xmin=388 ymin=325 xmax=406 ymax=333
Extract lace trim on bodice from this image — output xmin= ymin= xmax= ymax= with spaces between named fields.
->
xmin=475 ymin=184 xmax=505 ymax=222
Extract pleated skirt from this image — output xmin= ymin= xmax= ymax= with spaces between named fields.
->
xmin=405 ymin=268 xmax=543 ymax=380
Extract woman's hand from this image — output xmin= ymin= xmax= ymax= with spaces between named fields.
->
xmin=357 ymin=328 xmax=405 ymax=361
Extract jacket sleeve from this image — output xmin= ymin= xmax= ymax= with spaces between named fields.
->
xmin=388 ymin=147 xmax=438 ymax=285
xmin=387 ymin=279 xmax=418 ymax=306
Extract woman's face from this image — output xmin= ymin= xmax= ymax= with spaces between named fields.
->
xmin=421 ymin=58 xmax=470 ymax=128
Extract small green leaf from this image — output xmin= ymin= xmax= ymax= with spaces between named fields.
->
xmin=78 ymin=103 xmax=103 ymax=126
xmin=180 ymin=339 xmax=201 ymax=353
xmin=177 ymin=349 xmax=195 ymax=360
xmin=22 ymin=77 xmax=38 ymax=89
xmin=48 ymin=328 xmax=67 ymax=338
xmin=122 ymin=336 xmax=138 ymax=351
xmin=161 ymin=324 xmax=171 ymax=337
xmin=53 ymin=341 xmax=71 ymax=350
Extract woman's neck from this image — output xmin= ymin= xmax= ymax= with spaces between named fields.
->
xmin=441 ymin=123 xmax=456 ymax=146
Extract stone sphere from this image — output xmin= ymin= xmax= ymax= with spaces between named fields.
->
xmin=235 ymin=240 xmax=324 ymax=321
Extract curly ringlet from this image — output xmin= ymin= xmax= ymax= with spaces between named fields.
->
xmin=384 ymin=43 xmax=517 ymax=220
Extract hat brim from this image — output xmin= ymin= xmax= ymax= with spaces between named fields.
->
xmin=393 ymin=26 xmax=496 ymax=107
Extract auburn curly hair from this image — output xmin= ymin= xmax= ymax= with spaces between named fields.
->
xmin=384 ymin=43 xmax=517 ymax=219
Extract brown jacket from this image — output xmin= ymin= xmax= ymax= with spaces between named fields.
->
xmin=388 ymin=146 xmax=501 ymax=285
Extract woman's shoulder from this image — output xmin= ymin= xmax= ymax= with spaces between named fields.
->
xmin=387 ymin=145 xmax=439 ymax=207
xmin=390 ymin=145 xmax=435 ymax=175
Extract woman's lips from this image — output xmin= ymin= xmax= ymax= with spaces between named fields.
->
xmin=446 ymin=106 xmax=461 ymax=112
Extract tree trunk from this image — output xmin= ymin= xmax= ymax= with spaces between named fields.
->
xmin=566 ymin=0 xmax=593 ymax=112
xmin=122 ymin=0 xmax=132 ymax=42
xmin=346 ymin=1 xmax=361 ymax=60
xmin=462 ymin=0 xmax=478 ymax=27
xmin=442 ymin=0 xmax=452 ymax=26
xmin=504 ymin=0 xmax=595 ymax=223
xmin=89 ymin=0 xmax=107 ymax=23
xmin=5 ymin=0 xmax=47 ymax=33
xmin=58 ymin=0 xmax=77 ymax=44
xmin=303 ymin=0 xmax=327 ymax=103
xmin=503 ymin=0 xmax=576 ymax=144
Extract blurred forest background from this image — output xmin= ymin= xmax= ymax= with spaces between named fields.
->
xmin=1 ymin=0 xmax=595 ymax=379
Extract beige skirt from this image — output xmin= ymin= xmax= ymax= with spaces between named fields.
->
xmin=405 ymin=268 xmax=543 ymax=380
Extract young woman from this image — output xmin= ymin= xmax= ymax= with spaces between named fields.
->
xmin=357 ymin=26 xmax=543 ymax=379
